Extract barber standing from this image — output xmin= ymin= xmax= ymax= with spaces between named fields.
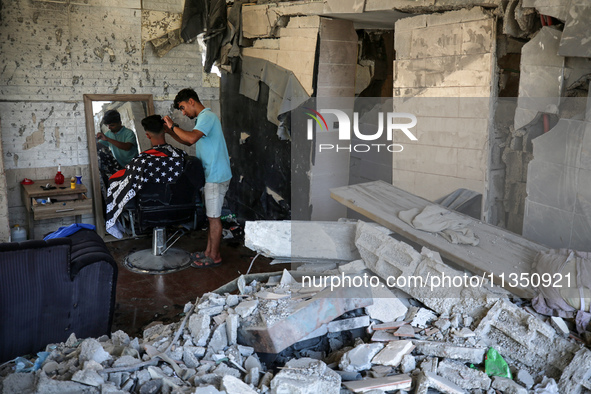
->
xmin=163 ymin=88 xmax=232 ymax=269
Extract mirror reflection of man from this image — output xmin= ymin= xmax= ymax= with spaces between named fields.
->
xmin=97 ymin=109 xmax=139 ymax=167
xmin=163 ymin=88 xmax=231 ymax=269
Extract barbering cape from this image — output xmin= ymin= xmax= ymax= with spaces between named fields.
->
xmin=105 ymin=144 xmax=187 ymax=238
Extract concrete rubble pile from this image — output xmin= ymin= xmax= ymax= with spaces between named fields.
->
xmin=1 ymin=220 xmax=590 ymax=393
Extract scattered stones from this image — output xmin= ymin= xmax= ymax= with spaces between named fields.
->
xmin=491 ymin=376 xmax=528 ymax=394
xmin=339 ymin=343 xmax=384 ymax=372
xmin=270 ymin=358 xmax=341 ymax=394
xmin=372 ymin=340 xmax=415 ymax=367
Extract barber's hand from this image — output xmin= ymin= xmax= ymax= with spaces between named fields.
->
xmin=96 ymin=132 xmax=107 ymax=141
xmin=163 ymin=116 xmax=174 ymax=130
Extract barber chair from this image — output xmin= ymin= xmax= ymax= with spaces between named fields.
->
xmin=124 ymin=156 xmax=205 ymax=274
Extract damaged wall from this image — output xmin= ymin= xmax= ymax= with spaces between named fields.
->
xmin=221 ymin=63 xmax=291 ymax=221
xmin=392 ymin=8 xmax=497 ymax=221
xmin=0 ymin=0 xmax=219 ymax=239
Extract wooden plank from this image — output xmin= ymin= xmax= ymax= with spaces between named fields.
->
xmin=331 ymin=181 xmax=547 ymax=298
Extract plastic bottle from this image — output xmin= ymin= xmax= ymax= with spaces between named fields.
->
xmin=70 ymin=176 xmax=76 ymax=189
xmin=11 ymin=225 xmax=27 ymax=242
xmin=54 ymin=164 xmax=65 ymax=185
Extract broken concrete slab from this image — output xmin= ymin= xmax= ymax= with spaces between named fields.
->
xmin=492 ymin=376 xmax=528 ymax=394
xmin=558 ymin=347 xmax=591 ymax=393
xmin=415 ymin=371 xmax=465 ymax=394
xmin=221 ymin=375 xmax=257 ymax=394
xmin=516 ymin=369 xmax=535 ymax=389
xmin=342 ymin=374 xmax=412 ymax=393
xmin=245 ymin=220 xmax=361 ymax=262
xmin=437 ymin=359 xmax=491 ymax=390
xmin=412 ymin=340 xmax=486 ymax=364
xmin=474 ymin=299 xmax=579 ymax=376
xmin=270 ymin=358 xmax=341 ymax=394
xmin=365 ymin=286 xmax=408 ymax=323
xmin=354 ymin=221 xmax=509 ymax=317
xmin=239 ymin=285 xmax=372 ymax=353
xmin=327 ymin=315 xmax=370 ymax=333
xmin=558 ymin=2 xmax=591 ymax=58
xmin=371 ymin=340 xmax=414 ymax=367
xmin=339 ymin=342 xmax=384 ymax=372
xmin=371 ymin=330 xmax=398 ymax=342
xmin=79 ymin=338 xmax=111 ymax=364
xmin=514 ymin=27 xmax=564 ymax=131
xmin=189 ymin=314 xmax=211 ymax=347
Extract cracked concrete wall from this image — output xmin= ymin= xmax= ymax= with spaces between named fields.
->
xmin=392 ymin=8 xmax=496 ymax=221
xmin=0 ymin=0 xmax=219 ymax=239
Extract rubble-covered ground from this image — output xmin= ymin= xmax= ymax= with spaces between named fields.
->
xmin=0 ymin=221 xmax=588 ymax=393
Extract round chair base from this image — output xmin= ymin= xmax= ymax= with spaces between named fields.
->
xmin=124 ymin=248 xmax=191 ymax=274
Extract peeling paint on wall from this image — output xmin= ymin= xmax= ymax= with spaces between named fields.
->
xmin=23 ymin=121 xmax=45 ymax=150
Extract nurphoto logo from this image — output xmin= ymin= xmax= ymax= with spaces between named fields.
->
xmin=304 ymin=107 xmax=418 ymax=153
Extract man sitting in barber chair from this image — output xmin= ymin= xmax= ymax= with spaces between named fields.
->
xmin=105 ymin=115 xmax=188 ymax=238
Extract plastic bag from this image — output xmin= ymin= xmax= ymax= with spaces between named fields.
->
xmin=485 ymin=348 xmax=512 ymax=379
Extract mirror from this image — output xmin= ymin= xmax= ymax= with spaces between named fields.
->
xmin=83 ymin=94 xmax=155 ymax=238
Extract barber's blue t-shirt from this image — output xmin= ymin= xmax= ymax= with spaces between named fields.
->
xmin=194 ymin=108 xmax=232 ymax=183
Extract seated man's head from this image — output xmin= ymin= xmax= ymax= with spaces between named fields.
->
xmin=141 ymin=115 xmax=167 ymax=146
xmin=173 ymin=88 xmax=203 ymax=119
xmin=102 ymin=110 xmax=123 ymax=133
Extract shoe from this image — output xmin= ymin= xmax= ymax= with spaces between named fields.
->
xmin=191 ymin=256 xmax=222 ymax=268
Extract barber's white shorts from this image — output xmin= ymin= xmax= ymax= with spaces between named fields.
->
xmin=203 ymin=181 xmax=230 ymax=218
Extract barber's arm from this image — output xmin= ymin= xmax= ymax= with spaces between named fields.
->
xmin=97 ymin=132 xmax=133 ymax=151
xmin=163 ymin=116 xmax=204 ymax=146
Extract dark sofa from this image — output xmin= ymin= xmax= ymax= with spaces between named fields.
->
xmin=0 ymin=228 xmax=118 ymax=363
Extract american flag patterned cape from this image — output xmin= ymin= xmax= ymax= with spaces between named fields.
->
xmin=105 ymin=144 xmax=187 ymax=238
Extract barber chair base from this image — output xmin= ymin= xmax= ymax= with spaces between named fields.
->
xmin=124 ymin=248 xmax=191 ymax=274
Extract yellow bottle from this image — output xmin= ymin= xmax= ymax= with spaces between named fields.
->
xmin=70 ymin=176 xmax=76 ymax=189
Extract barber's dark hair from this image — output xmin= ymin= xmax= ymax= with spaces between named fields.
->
xmin=141 ymin=115 xmax=165 ymax=134
xmin=173 ymin=88 xmax=201 ymax=110
xmin=102 ymin=109 xmax=121 ymax=125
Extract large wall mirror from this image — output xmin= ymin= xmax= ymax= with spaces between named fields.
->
xmin=83 ymin=94 xmax=155 ymax=237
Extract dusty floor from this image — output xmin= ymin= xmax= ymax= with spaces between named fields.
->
xmin=106 ymin=230 xmax=278 ymax=337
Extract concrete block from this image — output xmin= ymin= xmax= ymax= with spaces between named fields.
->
xmin=516 ymin=369 xmax=535 ymax=389
xmin=241 ymin=5 xmax=276 ymax=38
xmin=287 ymin=16 xmax=321 ymax=29
xmin=474 ymin=299 xmax=579 ymax=374
xmin=271 ymin=358 xmax=341 ymax=394
xmin=371 ymin=340 xmax=414 ymax=367
xmin=241 ymin=48 xmax=279 ymax=64
xmin=426 ymin=7 xmax=490 ymax=27
xmin=412 ymin=340 xmax=485 ymax=364
xmin=558 ymin=347 xmax=591 ymax=393
xmin=189 ymin=314 xmax=211 ymax=346
xmin=437 ymin=359 xmax=491 ymax=390
xmin=79 ymin=338 xmax=111 ymax=364
xmin=342 ymin=374 xmax=412 ymax=393
xmin=235 ymin=300 xmax=258 ymax=318
xmin=253 ymin=38 xmax=280 ymax=50
xmin=245 ymin=220 xmax=361 ymax=261
xmin=461 ymin=19 xmax=494 ymax=55
xmin=395 ymin=15 xmax=427 ymax=33
xmin=226 ymin=314 xmax=239 ymax=346
xmin=221 ymin=375 xmax=257 ymax=394
xmin=327 ymin=315 xmax=370 ymax=333
xmin=492 ymin=376 xmax=527 ymax=394
xmin=415 ymin=371 xmax=465 ymax=394
xmin=339 ymin=342 xmax=385 ymax=372
xmin=365 ymin=287 xmax=408 ymax=323
xmin=400 ymin=354 xmax=416 ymax=374
xmin=1 ymin=373 xmax=35 ymax=394
xmin=421 ymin=357 xmax=438 ymax=373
